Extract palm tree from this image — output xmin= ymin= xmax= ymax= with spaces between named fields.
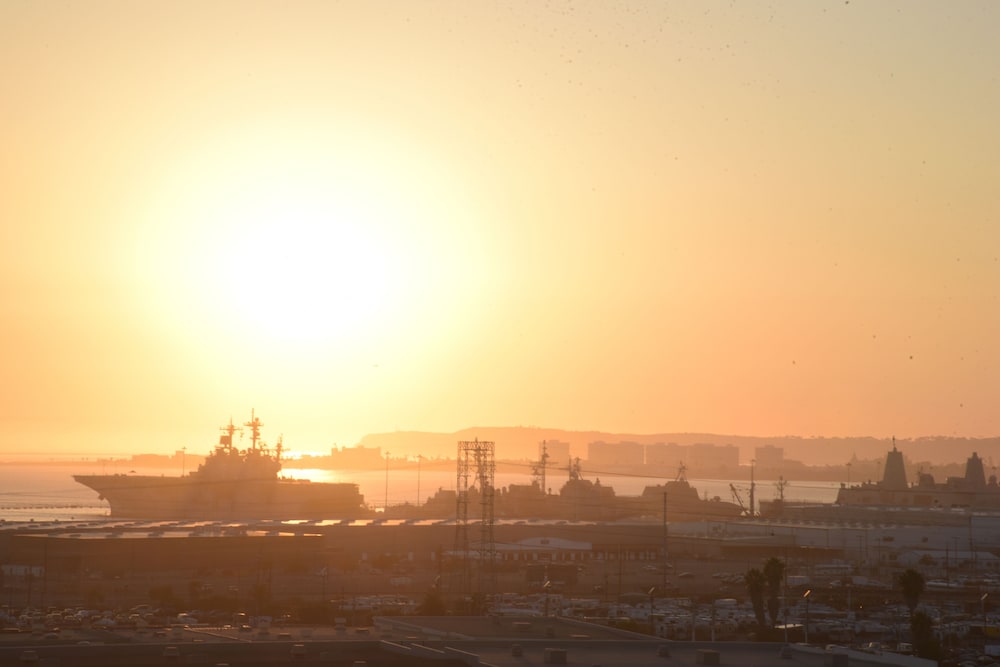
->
xmin=763 ymin=557 xmax=786 ymax=628
xmin=910 ymin=610 xmax=943 ymax=660
xmin=898 ymin=568 xmax=925 ymax=616
xmin=745 ymin=567 xmax=767 ymax=630
xmin=417 ymin=587 xmax=447 ymax=615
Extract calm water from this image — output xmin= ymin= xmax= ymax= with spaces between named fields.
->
xmin=0 ymin=462 xmax=840 ymax=521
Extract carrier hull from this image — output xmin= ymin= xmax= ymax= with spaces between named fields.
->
xmin=73 ymin=474 xmax=367 ymax=520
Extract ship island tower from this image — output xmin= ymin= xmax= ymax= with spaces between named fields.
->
xmin=883 ymin=438 xmax=908 ymax=490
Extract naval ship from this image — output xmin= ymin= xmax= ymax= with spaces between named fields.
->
xmin=835 ymin=439 xmax=1000 ymax=510
xmin=73 ymin=412 xmax=368 ymax=520
xmin=760 ymin=440 xmax=1000 ymax=524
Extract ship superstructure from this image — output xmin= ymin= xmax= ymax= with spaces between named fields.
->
xmin=835 ymin=439 xmax=1000 ymax=510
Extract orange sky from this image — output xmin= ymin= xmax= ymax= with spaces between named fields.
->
xmin=2 ymin=1 xmax=998 ymax=457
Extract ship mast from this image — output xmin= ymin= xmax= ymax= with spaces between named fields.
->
xmin=219 ymin=417 xmax=239 ymax=452
xmin=245 ymin=409 xmax=263 ymax=452
xmin=531 ymin=441 xmax=549 ymax=493
xmin=775 ymin=476 xmax=788 ymax=502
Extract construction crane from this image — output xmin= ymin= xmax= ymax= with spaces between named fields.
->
xmin=729 ymin=483 xmax=749 ymax=515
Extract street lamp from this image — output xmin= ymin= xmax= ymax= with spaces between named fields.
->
xmin=384 ymin=450 xmax=390 ymax=511
xmin=803 ymin=589 xmax=812 ymax=644
xmin=416 ymin=454 xmax=422 ymax=507
xmin=982 ymin=592 xmax=989 ymax=642
xmin=783 ymin=605 xmax=788 ymax=644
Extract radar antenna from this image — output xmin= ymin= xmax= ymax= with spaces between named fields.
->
xmin=245 ymin=409 xmax=264 ymax=452
xmin=774 ymin=476 xmax=788 ymax=502
xmin=219 ymin=417 xmax=241 ymax=451
xmin=531 ymin=441 xmax=550 ymax=493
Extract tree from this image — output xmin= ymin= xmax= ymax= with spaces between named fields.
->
xmin=417 ymin=587 xmax=448 ymax=615
xmin=84 ymin=585 xmax=105 ymax=609
xmin=763 ymin=557 xmax=786 ymax=628
xmin=897 ymin=569 xmax=925 ymax=615
xmin=188 ymin=580 xmax=204 ymax=606
xmin=148 ymin=584 xmax=176 ymax=609
xmin=251 ymin=582 xmax=271 ymax=616
xmin=910 ymin=610 xmax=943 ymax=660
xmin=745 ymin=568 xmax=767 ymax=631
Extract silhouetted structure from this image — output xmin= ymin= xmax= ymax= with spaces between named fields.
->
xmin=454 ymin=439 xmax=496 ymax=605
xmin=73 ymin=412 xmax=367 ymax=519
xmin=836 ymin=439 xmax=1000 ymax=509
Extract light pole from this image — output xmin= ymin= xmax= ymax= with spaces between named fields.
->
xmin=983 ymin=592 xmax=989 ymax=645
xmin=416 ymin=454 xmax=422 ymax=507
xmin=783 ymin=558 xmax=789 ymax=645
xmin=662 ymin=490 xmax=668 ymax=594
xmin=384 ymin=450 xmax=390 ymax=512
xmin=783 ymin=605 xmax=788 ymax=644
xmin=803 ymin=589 xmax=812 ymax=644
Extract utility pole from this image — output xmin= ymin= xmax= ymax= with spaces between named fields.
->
xmin=803 ymin=589 xmax=812 ymax=644
xmin=384 ymin=450 xmax=390 ymax=511
xmin=662 ymin=491 xmax=668 ymax=593
xmin=416 ymin=454 xmax=422 ymax=507
xmin=617 ymin=544 xmax=623 ymax=599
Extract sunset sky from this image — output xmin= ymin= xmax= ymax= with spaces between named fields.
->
xmin=2 ymin=1 xmax=998 ymax=457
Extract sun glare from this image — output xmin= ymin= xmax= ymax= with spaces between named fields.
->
xmin=134 ymin=120 xmax=484 ymax=364
xmin=205 ymin=176 xmax=402 ymax=344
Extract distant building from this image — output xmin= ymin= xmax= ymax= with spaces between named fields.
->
xmin=540 ymin=440 xmax=571 ymax=469
xmin=754 ymin=445 xmax=784 ymax=469
xmin=688 ymin=443 xmax=739 ymax=473
xmin=645 ymin=442 xmax=686 ymax=471
xmin=328 ymin=444 xmax=384 ymax=468
xmin=587 ymin=440 xmax=644 ymax=468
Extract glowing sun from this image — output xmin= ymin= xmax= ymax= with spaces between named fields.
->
xmin=136 ymin=123 xmax=475 ymax=357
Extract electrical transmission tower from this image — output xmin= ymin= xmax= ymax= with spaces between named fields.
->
xmin=454 ymin=438 xmax=496 ymax=611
